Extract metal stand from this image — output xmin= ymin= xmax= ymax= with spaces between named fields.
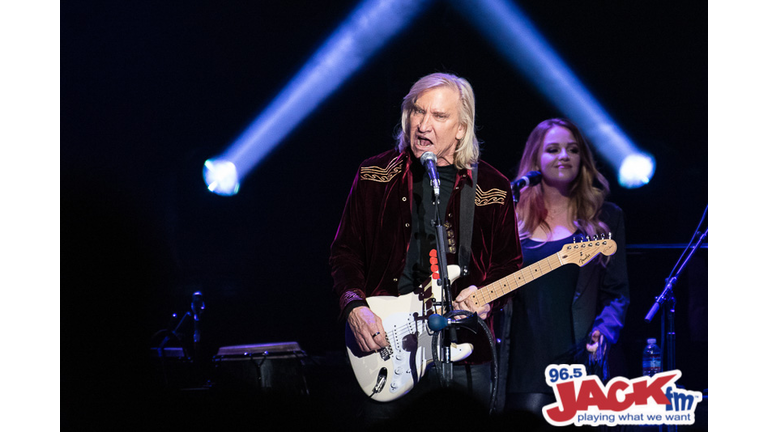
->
xmin=644 ymin=206 xmax=707 ymax=432
xmin=153 ymin=292 xmax=206 ymax=387
xmin=156 ymin=311 xmax=192 ymax=357
xmin=644 ymin=227 xmax=708 ymax=368
xmin=430 ymin=190 xmax=457 ymax=384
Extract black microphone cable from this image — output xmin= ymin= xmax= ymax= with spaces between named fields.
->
xmin=430 ymin=309 xmax=499 ymax=415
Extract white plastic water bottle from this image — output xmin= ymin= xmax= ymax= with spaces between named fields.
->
xmin=642 ymin=338 xmax=662 ymax=376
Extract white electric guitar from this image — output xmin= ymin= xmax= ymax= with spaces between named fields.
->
xmin=345 ymin=236 xmax=617 ymax=401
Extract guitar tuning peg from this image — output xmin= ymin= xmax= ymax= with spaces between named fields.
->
xmin=608 ymin=232 xmax=612 ymax=239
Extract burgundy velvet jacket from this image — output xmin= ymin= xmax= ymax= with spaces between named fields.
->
xmin=330 ymin=148 xmax=523 ymax=364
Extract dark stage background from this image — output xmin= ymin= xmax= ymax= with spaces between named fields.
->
xmin=62 ymin=0 xmax=707 ymax=427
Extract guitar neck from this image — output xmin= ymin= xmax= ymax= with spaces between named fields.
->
xmin=472 ymin=251 xmax=564 ymax=307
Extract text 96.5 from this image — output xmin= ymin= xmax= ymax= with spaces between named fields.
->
xmin=546 ymin=364 xmax=587 ymax=384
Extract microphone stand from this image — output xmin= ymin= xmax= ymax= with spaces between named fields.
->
xmin=157 ymin=312 xmax=191 ymax=356
xmin=155 ymin=292 xmax=205 ymax=387
xmin=645 ymin=214 xmax=708 ymax=390
xmin=643 ymin=203 xmax=705 ymax=432
xmin=431 ymin=190 xmax=456 ymax=385
xmin=155 ymin=311 xmax=192 ymax=387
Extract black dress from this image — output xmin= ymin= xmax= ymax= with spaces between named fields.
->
xmin=506 ymin=234 xmax=582 ymax=395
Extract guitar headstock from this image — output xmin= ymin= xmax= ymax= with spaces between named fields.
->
xmin=558 ymin=234 xmax=617 ymax=267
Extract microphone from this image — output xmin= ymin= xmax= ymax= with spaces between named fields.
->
xmin=420 ymin=152 xmax=440 ymax=199
xmin=511 ymin=171 xmax=542 ymax=191
xmin=428 ymin=312 xmax=479 ymax=332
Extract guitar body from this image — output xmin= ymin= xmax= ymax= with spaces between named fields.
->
xmin=344 ymin=265 xmax=470 ymax=402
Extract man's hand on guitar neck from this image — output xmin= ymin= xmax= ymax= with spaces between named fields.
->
xmin=453 ymin=285 xmax=491 ymax=320
xmin=348 ymin=306 xmax=390 ymax=353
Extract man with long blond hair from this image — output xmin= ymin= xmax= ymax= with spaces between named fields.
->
xmin=330 ymin=73 xmax=522 ymax=423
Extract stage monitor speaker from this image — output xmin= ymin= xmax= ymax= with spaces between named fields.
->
xmin=211 ymin=341 xmax=309 ymax=397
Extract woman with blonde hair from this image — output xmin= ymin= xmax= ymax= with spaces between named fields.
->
xmin=496 ymin=118 xmax=630 ymax=427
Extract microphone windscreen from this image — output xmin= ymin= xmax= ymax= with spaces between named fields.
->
xmin=420 ymin=151 xmax=437 ymax=166
xmin=428 ymin=313 xmax=448 ymax=331
xmin=525 ymin=171 xmax=542 ymax=186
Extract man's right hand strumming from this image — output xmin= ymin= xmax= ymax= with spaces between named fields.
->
xmin=347 ymin=306 xmax=390 ymax=353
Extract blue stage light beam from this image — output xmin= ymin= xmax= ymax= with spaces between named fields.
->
xmin=455 ymin=0 xmax=655 ymax=188
xmin=204 ymin=0 xmax=432 ymax=196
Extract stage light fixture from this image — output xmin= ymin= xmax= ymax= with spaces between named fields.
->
xmin=203 ymin=159 xmax=240 ymax=196
xmin=455 ymin=0 xmax=656 ymax=188
xmin=618 ymin=153 xmax=655 ymax=188
xmin=204 ymin=0 xmax=431 ymax=195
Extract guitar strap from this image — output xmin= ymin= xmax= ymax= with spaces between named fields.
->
xmin=458 ymin=163 xmax=478 ymax=277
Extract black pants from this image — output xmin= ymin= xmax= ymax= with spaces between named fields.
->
xmin=358 ymin=363 xmax=492 ymax=430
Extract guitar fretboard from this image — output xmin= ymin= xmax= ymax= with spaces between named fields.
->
xmin=470 ymin=253 xmax=563 ymax=307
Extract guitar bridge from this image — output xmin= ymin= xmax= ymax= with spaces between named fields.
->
xmin=378 ymin=346 xmax=393 ymax=361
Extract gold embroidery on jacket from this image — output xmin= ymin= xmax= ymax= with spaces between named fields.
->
xmin=475 ymin=186 xmax=506 ymax=206
xmin=360 ymin=157 xmax=403 ymax=183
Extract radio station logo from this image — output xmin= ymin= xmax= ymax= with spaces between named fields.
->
xmin=542 ymin=365 xmax=702 ymax=427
